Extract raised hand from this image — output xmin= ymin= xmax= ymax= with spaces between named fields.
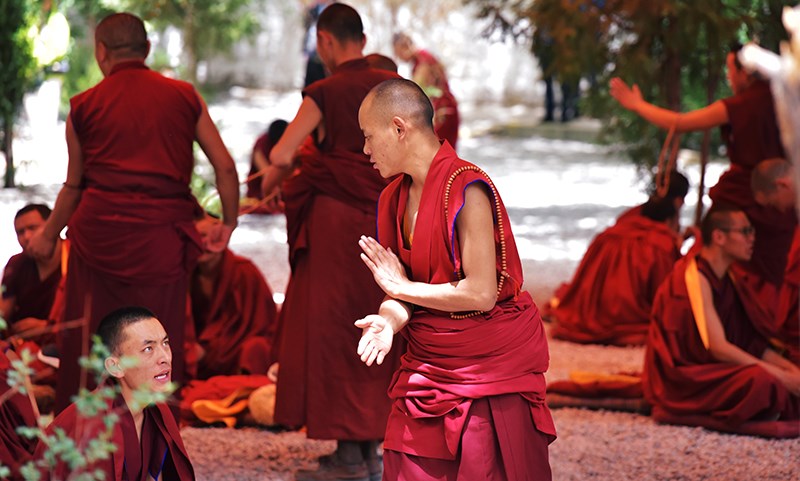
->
xmin=355 ymin=314 xmax=394 ymax=366
xmin=204 ymin=222 xmax=235 ymax=253
xmin=359 ymin=235 xmax=409 ymax=298
xmin=26 ymin=227 xmax=56 ymax=260
xmin=609 ymin=77 xmax=643 ymax=111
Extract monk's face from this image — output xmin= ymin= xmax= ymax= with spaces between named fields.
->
xmin=195 ymin=216 xmax=223 ymax=264
xmin=110 ymin=317 xmax=172 ymax=394
xmin=359 ymin=98 xmax=401 ymax=178
xmin=393 ymin=41 xmax=414 ymax=63
xmin=719 ymin=212 xmax=755 ymax=261
xmin=14 ymin=210 xmax=46 ymax=253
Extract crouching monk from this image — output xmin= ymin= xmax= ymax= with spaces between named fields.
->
xmin=356 ymin=78 xmax=556 ymax=479
xmin=644 ymin=205 xmax=800 ymax=438
xmin=34 ymin=307 xmax=194 ymax=479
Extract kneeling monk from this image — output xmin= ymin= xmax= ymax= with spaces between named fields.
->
xmin=356 ymin=78 xmax=556 ymax=479
xmin=644 ymin=205 xmax=800 ymax=437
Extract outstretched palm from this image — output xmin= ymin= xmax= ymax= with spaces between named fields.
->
xmin=355 ymin=314 xmax=394 ymax=366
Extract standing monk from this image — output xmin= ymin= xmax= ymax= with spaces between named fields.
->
xmin=610 ymin=43 xmax=796 ymax=312
xmin=356 ymin=78 xmax=556 ymax=479
xmin=392 ymin=33 xmax=460 ymax=149
xmin=644 ymin=205 xmax=800 ymax=437
xmin=751 ymin=158 xmax=800 ymax=364
xmin=27 ymin=12 xmax=239 ymax=414
xmin=260 ymin=4 xmax=400 ymax=479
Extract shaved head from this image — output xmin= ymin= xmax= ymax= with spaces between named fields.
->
xmin=96 ymin=12 xmax=149 ymax=59
xmin=364 ymin=78 xmax=434 ymax=131
xmin=751 ymin=158 xmax=792 ymax=194
xmin=317 ymin=3 xmax=364 ymax=44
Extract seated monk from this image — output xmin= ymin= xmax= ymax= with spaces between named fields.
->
xmin=751 ymin=158 xmax=799 ymax=364
xmin=189 ymin=214 xmax=278 ymax=379
xmin=549 ymin=171 xmax=689 ymax=345
xmin=1 ymin=204 xmax=64 ymax=344
xmin=34 ymin=306 xmax=194 ymax=479
xmin=244 ymin=119 xmax=289 ymax=208
xmin=0 ymin=341 xmax=39 ymax=481
xmin=644 ymin=204 xmax=800 ymax=437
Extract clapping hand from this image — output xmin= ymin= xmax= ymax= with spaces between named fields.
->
xmin=609 ymin=78 xmax=643 ymax=111
xmin=359 ymin=235 xmax=409 ymax=298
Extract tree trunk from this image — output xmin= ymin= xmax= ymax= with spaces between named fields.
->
xmin=184 ymin=4 xmax=198 ymax=84
xmin=695 ymin=53 xmax=721 ymax=225
xmin=662 ymin=18 xmax=682 ymax=112
xmin=2 ymin=116 xmax=15 ymax=188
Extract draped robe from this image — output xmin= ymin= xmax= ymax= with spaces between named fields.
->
xmin=376 ymin=142 xmax=556 ymax=478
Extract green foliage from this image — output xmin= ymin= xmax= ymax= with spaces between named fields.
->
xmin=468 ymin=0 xmax=787 ymax=170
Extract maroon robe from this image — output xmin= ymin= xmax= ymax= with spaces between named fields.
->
xmin=376 ymin=142 xmax=555 ymax=478
xmin=35 ymin=394 xmax=194 ymax=480
xmin=710 ymin=80 xmax=796 ymax=308
xmin=644 ymin=255 xmax=799 ymax=437
xmin=775 ymin=227 xmax=800 ymax=365
xmin=272 ymin=58 xmax=402 ymax=440
xmin=1 ymin=252 xmax=60 ymax=324
xmin=57 ymin=60 xmax=204 ymax=413
xmin=551 ymin=212 xmax=680 ymax=345
xmin=0 ymin=345 xmax=38 ymax=481
xmin=190 ymin=249 xmax=278 ymax=378
xmin=246 ymin=133 xmax=271 ymax=200
xmin=412 ymin=50 xmax=459 ymax=149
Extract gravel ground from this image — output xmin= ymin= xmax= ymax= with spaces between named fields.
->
xmin=182 ymin=328 xmax=800 ymax=481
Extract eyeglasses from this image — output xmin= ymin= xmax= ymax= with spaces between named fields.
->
xmin=720 ymin=226 xmax=755 ymax=236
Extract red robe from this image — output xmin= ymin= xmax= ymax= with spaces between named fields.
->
xmin=1 ymin=252 xmax=60 ymax=324
xmin=246 ymin=132 xmax=271 ymax=200
xmin=35 ymin=394 xmax=194 ymax=480
xmin=0 ymin=345 xmax=38 ymax=481
xmin=376 ymin=142 xmax=555 ymax=478
xmin=551 ymin=212 xmax=680 ymax=345
xmin=775 ymin=227 xmax=800 ymax=365
xmin=710 ymin=80 xmax=796 ymax=308
xmin=57 ymin=60 xmax=204 ymax=413
xmin=644 ymin=255 xmax=799 ymax=437
xmin=190 ymin=249 xmax=278 ymax=378
xmin=272 ymin=58 xmax=402 ymax=440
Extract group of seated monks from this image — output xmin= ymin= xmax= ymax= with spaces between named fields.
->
xmin=546 ymin=158 xmax=800 ymax=437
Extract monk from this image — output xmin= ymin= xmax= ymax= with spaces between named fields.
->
xmin=356 ymin=78 xmax=556 ymax=479
xmin=644 ymin=204 xmax=800 ymax=437
xmin=34 ymin=307 xmax=194 ymax=479
xmin=26 ymin=12 xmax=239 ymax=414
xmin=392 ymin=32 xmax=460 ymax=149
xmin=189 ymin=214 xmax=278 ymax=379
xmin=245 ymin=119 xmax=288 ymax=203
xmin=259 ymin=4 xmax=401 ymax=479
xmin=751 ymin=158 xmax=799 ymax=364
xmin=1 ymin=204 xmax=63 ymax=343
xmin=0 ymin=342 xmax=39 ymax=481
xmin=550 ymin=172 xmax=689 ymax=345
xmin=611 ymin=43 xmax=796 ymax=313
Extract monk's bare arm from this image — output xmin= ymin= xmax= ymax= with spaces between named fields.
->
xmin=700 ymin=277 xmax=800 ymax=393
xmin=195 ymin=98 xmax=239 ymax=228
xmin=263 ymin=97 xmax=322 ymax=195
xmin=609 ymin=78 xmax=729 ymax=132
xmin=27 ymin=118 xmax=83 ymax=259
xmin=360 ymin=184 xmax=498 ymax=312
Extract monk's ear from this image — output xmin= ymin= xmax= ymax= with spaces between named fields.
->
xmin=392 ymin=116 xmax=407 ymax=139
xmin=105 ymin=356 xmax=124 ymax=379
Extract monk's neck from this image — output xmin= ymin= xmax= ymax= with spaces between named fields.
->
xmin=406 ymin=136 xmax=441 ymax=189
xmin=196 ymin=254 xmax=223 ymax=278
xmin=35 ymin=240 xmax=62 ymax=280
xmin=699 ymin=248 xmax=731 ymax=279
xmin=121 ymin=390 xmax=145 ymax=441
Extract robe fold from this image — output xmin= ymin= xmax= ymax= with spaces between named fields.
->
xmin=376 ymin=142 xmax=555 ymax=478
xmin=273 ymin=58 xmax=402 ymax=440
xmin=0 ymin=345 xmax=38 ymax=481
xmin=775 ymin=228 xmax=800 ymax=365
xmin=644 ymin=255 xmax=799 ymax=437
xmin=190 ymin=249 xmax=278 ymax=378
xmin=709 ymin=80 xmax=796 ymax=305
xmin=551 ymin=212 xmax=680 ymax=345
xmin=57 ymin=60 xmax=204 ymax=413
xmin=36 ymin=393 xmax=195 ymax=480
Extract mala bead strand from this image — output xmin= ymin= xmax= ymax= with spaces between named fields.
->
xmin=443 ymin=166 xmax=510 ymax=320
